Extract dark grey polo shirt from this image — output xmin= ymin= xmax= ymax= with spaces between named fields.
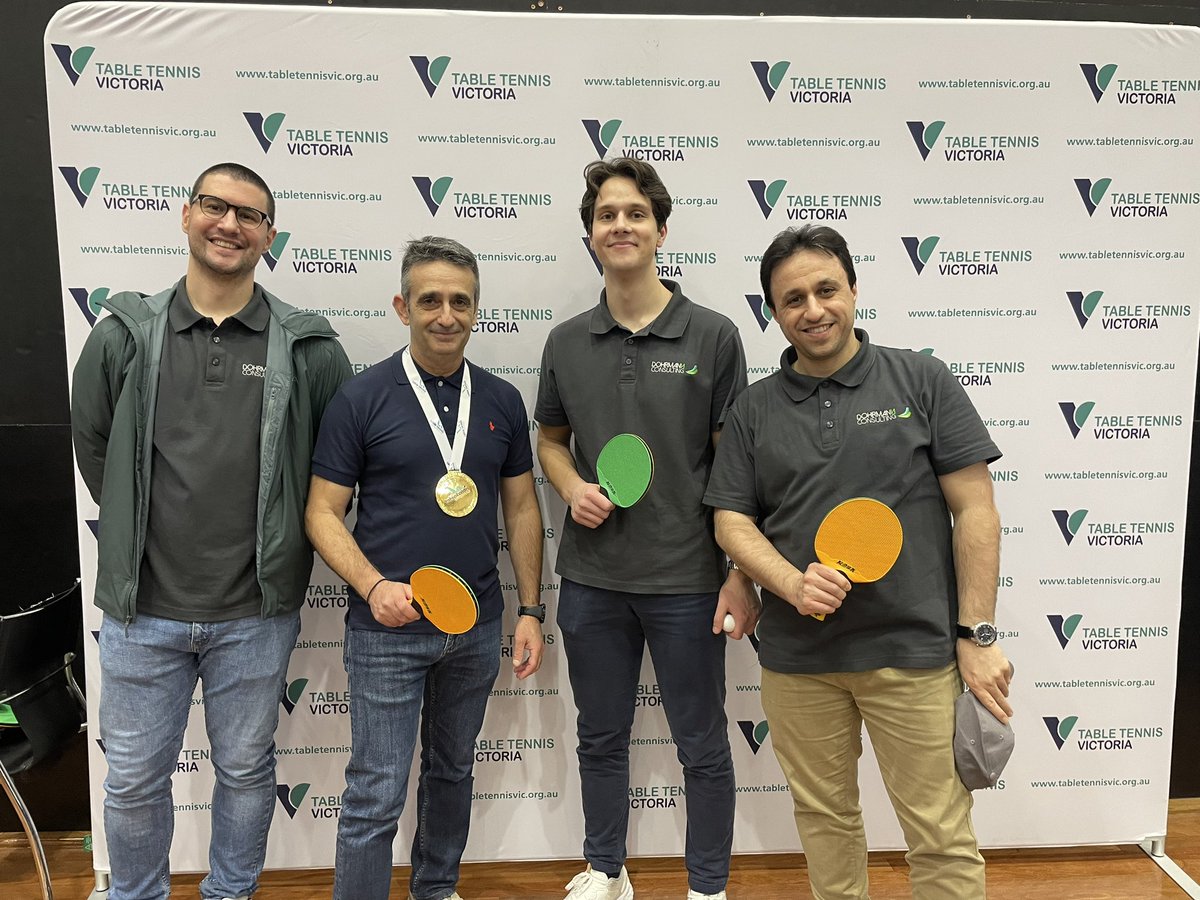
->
xmin=704 ymin=331 xmax=1001 ymax=673
xmin=536 ymin=281 xmax=747 ymax=594
xmin=138 ymin=280 xmax=269 ymax=622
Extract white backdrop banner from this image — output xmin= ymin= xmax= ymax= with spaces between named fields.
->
xmin=46 ymin=1 xmax=1200 ymax=874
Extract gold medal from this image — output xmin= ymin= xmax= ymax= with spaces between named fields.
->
xmin=435 ymin=469 xmax=479 ymax=517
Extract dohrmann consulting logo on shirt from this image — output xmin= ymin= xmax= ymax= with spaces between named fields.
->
xmin=855 ymin=406 xmax=912 ymax=426
xmin=650 ymin=360 xmax=699 ymax=376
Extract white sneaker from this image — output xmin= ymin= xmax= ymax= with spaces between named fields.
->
xmin=686 ymin=891 xmax=726 ymax=900
xmin=564 ymin=864 xmax=634 ymax=899
xmin=406 ymin=893 xmax=463 ymax=900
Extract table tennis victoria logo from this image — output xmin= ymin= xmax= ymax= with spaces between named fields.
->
xmin=51 ymin=43 xmax=200 ymax=90
xmin=1058 ymin=401 xmax=1181 ymax=440
xmin=1065 ymin=289 xmax=1190 ymax=330
xmin=749 ymin=179 xmax=880 ymax=222
xmin=1052 ymin=508 xmax=1173 ymax=546
xmin=413 ymin=175 xmax=550 ymax=219
xmin=410 ymin=54 xmax=551 ymax=99
xmin=59 ymin=166 xmax=187 ymax=212
xmin=582 ymin=118 xmax=718 ymax=162
xmin=1080 ymin=62 xmax=1198 ymax=104
xmin=737 ymin=719 xmax=770 ymax=754
xmin=269 ymin=231 xmax=391 ymax=275
xmin=280 ymin=676 xmax=352 ymax=717
xmin=906 ymin=120 xmax=1038 ymax=161
xmin=277 ymin=782 xmax=341 ymax=819
xmin=902 ymin=235 xmax=1031 ymax=276
xmin=1047 ymin=614 xmax=1166 ymax=651
xmin=1075 ymin=177 xmax=1199 ymax=218
xmin=244 ymin=111 xmax=389 ymax=157
xmin=1044 ymin=715 xmax=1163 ymax=751
xmin=69 ymin=287 xmax=110 ymax=327
xmin=750 ymin=60 xmax=886 ymax=103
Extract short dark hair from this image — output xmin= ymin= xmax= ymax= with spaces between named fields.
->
xmin=190 ymin=162 xmax=275 ymax=223
xmin=760 ymin=225 xmax=857 ymax=309
xmin=400 ymin=235 xmax=480 ymax=305
xmin=579 ymin=157 xmax=672 ymax=234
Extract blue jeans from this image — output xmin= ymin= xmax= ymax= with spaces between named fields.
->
xmin=557 ymin=580 xmax=735 ymax=895
xmin=333 ymin=617 xmax=502 ymax=900
xmin=99 ymin=610 xmax=300 ymax=900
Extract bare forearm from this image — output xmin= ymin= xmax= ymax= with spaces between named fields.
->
xmin=537 ymin=433 xmax=586 ymax=506
xmin=715 ymin=509 xmax=802 ymax=600
xmin=306 ymin=506 xmax=382 ymax=598
xmin=951 ymin=504 xmax=1001 ymax=623
xmin=502 ymin=481 xmax=545 ymax=609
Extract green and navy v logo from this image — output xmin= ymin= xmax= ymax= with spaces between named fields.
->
xmin=51 ymin=43 xmax=95 ymax=85
xmin=906 ymin=120 xmax=945 ymax=161
xmin=582 ymin=119 xmax=622 ymax=158
xmin=1043 ymin=716 xmax=1077 ymax=750
xmin=243 ymin=112 xmax=285 ymax=153
xmin=901 ymin=236 xmax=939 ymax=274
xmin=263 ymin=232 xmax=291 ymax=271
xmin=749 ymin=60 xmax=789 ymax=101
xmin=745 ymin=294 xmax=773 ymax=332
xmin=413 ymin=176 xmax=453 ymax=216
xmin=1047 ymin=614 xmax=1082 ymax=649
xmin=1066 ymin=290 xmax=1103 ymax=329
xmin=69 ymin=287 xmax=110 ymax=327
xmin=276 ymin=783 xmax=310 ymax=818
xmin=411 ymin=55 xmax=450 ymax=97
xmin=747 ymin=179 xmax=786 ymax=219
xmin=737 ymin=720 xmax=770 ymax=754
xmin=59 ymin=166 xmax=100 ymax=207
xmin=280 ymin=677 xmax=309 ymax=715
xmin=1058 ymin=401 xmax=1094 ymax=438
xmin=1074 ymin=177 xmax=1111 ymax=216
xmin=1051 ymin=508 xmax=1088 ymax=545
xmin=1080 ymin=63 xmax=1117 ymax=103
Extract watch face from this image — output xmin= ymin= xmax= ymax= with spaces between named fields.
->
xmin=974 ymin=622 xmax=999 ymax=646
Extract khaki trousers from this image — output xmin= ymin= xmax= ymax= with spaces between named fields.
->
xmin=761 ymin=662 xmax=985 ymax=900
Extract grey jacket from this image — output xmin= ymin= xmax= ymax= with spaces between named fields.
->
xmin=71 ymin=280 xmax=352 ymax=622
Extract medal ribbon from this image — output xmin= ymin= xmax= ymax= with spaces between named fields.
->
xmin=401 ymin=347 xmax=472 ymax=474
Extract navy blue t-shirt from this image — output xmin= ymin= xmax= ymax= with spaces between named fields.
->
xmin=311 ymin=349 xmax=534 ymax=633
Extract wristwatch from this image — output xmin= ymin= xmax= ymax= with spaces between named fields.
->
xmin=517 ymin=603 xmax=547 ymax=623
xmin=956 ymin=622 xmax=999 ymax=647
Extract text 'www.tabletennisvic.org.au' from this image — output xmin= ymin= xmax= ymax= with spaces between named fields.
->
xmin=472 ymin=790 xmax=558 ymax=801
xmin=1029 ymin=777 xmax=1152 ymax=789
xmin=1044 ymin=470 xmax=1169 ymax=482
xmin=1037 ymin=575 xmax=1161 ymax=586
xmin=1032 ymin=679 xmax=1156 ymax=691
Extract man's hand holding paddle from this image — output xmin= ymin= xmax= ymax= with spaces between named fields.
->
xmin=567 ymin=481 xmax=616 ymax=529
xmin=366 ymin=579 xmax=422 ymax=628
xmin=785 ymin=562 xmax=850 ymax=619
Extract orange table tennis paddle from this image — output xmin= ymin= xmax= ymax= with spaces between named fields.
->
xmin=410 ymin=565 xmax=479 ymax=634
xmin=811 ymin=497 xmax=903 ymax=621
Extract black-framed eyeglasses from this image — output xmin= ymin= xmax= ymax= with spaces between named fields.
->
xmin=191 ymin=194 xmax=272 ymax=229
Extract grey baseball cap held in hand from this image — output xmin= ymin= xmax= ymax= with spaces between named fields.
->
xmin=954 ymin=666 xmax=1015 ymax=790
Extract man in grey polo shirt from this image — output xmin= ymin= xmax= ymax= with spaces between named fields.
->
xmin=536 ymin=157 xmax=756 ymax=900
xmin=705 ymin=224 xmax=1013 ymax=900
xmin=71 ymin=161 xmax=351 ymax=900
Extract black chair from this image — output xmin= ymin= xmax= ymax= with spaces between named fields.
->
xmin=0 ymin=580 xmax=86 ymax=900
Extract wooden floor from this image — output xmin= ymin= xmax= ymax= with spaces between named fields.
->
xmin=4 ymin=798 xmax=1199 ymax=899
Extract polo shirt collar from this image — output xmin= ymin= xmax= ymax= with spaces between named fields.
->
xmin=169 ymin=278 xmax=269 ymax=333
xmin=390 ymin=347 xmax=465 ymax=388
xmin=778 ymin=329 xmax=875 ymax=402
xmin=588 ymin=279 xmax=692 ymax=339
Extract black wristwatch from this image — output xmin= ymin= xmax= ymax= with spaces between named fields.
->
xmin=517 ymin=603 xmax=546 ymax=623
xmin=956 ymin=622 xmax=999 ymax=647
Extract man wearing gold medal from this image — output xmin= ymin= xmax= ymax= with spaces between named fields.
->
xmin=536 ymin=159 xmax=759 ymax=900
xmin=305 ymin=236 xmax=546 ymax=900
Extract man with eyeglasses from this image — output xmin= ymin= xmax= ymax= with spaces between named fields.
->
xmin=71 ymin=161 xmax=352 ymax=900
